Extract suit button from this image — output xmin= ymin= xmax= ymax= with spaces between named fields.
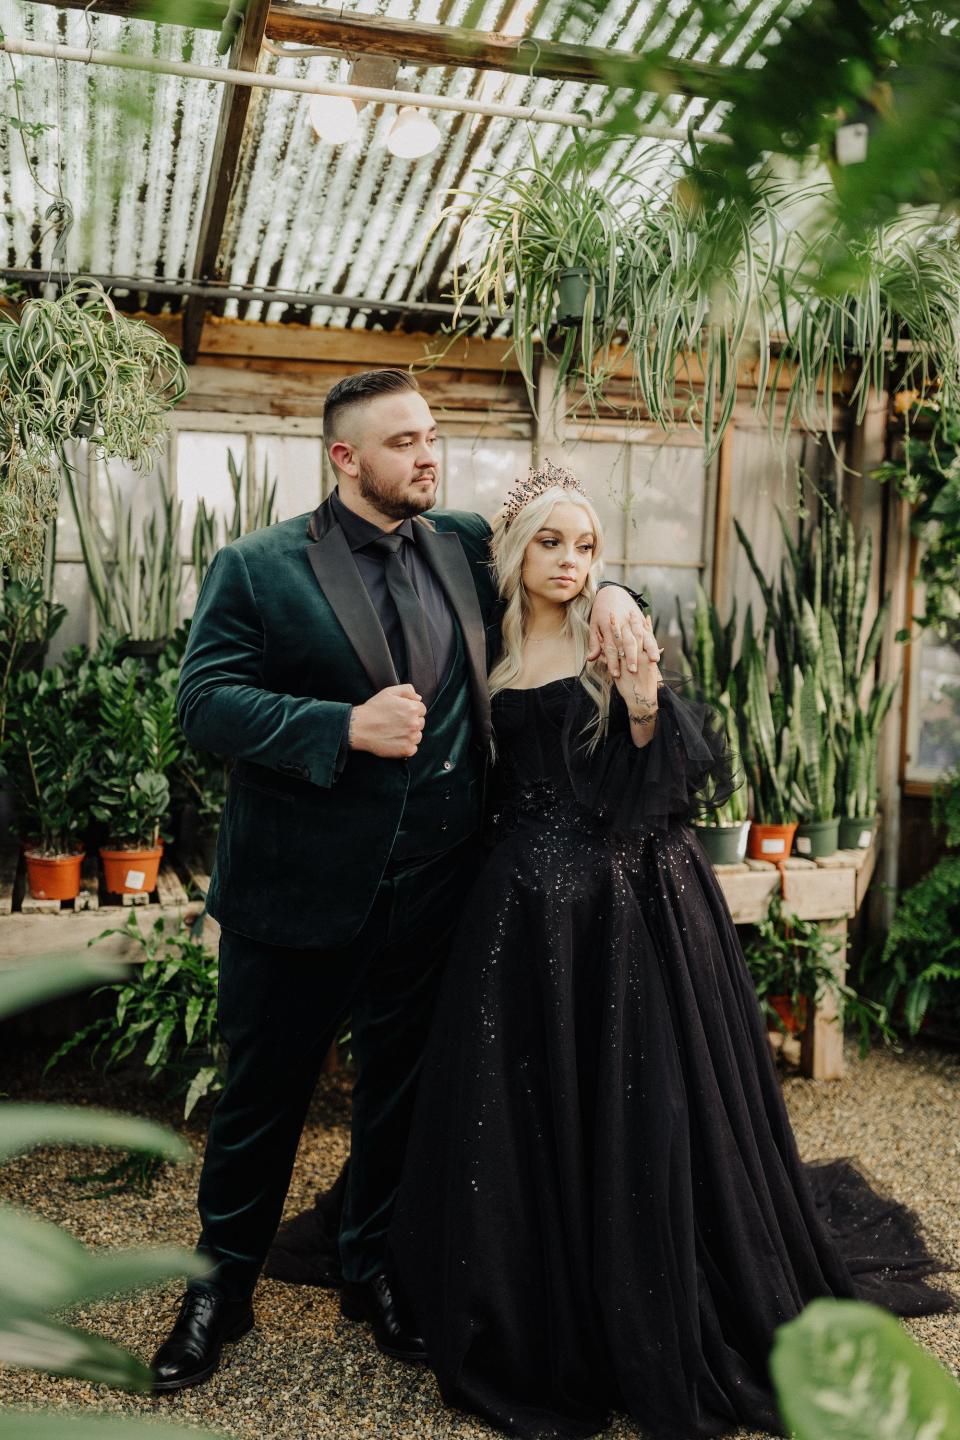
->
xmin=440 ymin=821 xmax=448 ymax=831
xmin=442 ymin=759 xmax=453 ymax=770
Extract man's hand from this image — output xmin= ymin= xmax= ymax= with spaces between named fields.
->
xmin=348 ymin=684 xmax=426 ymax=758
xmin=587 ymin=587 xmax=661 ymax=678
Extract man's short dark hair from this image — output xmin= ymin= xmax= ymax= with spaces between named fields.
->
xmin=322 ymin=369 xmax=421 ymax=451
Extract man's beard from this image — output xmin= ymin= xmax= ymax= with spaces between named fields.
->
xmin=357 ymin=457 xmax=437 ymax=521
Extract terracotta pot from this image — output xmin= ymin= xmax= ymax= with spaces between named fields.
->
xmin=24 ymin=848 xmax=85 ymax=902
xmin=99 ymin=843 xmax=163 ymax=895
xmin=767 ymin=993 xmax=808 ymax=1035
xmin=747 ymin=821 xmax=798 ymax=863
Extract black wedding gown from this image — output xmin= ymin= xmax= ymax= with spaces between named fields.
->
xmin=387 ymin=675 xmax=957 ymax=1440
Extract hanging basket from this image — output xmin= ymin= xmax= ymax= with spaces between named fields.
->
xmin=556 ymin=267 xmax=606 ymax=326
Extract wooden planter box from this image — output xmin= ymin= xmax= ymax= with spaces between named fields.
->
xmin=712 ymin=838 xmax=879 ymax=1082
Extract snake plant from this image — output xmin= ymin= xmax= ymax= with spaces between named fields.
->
xmin=677 ymin=585 xmax=748 ymax=825
xmin=791 ymin=665 xmax=839 ymax=821
xmin=741 ymin=628 xmax=805 ymax=825
xmin=0 ymin=280 xmax=186 ymax=578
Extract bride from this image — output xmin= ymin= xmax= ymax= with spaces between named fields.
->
xmin=385 ymin=465 xmax=956 ymax=1440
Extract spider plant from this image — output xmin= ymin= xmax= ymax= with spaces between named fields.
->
xmin=438 ymin=134 xmax=637 ymax=416
xmin=0 ymin=279 xmax=186 ymax=578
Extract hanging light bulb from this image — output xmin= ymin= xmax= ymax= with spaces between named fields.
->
xmin=308 ymin=92 xmax=359 ymax=145
xmin=387 ymin=106 xmax=441 ymax=160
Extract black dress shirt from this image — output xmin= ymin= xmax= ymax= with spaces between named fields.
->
xmin=329 ymin=487 xmax=458 ymax=772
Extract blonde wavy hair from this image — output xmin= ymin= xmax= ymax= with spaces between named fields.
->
xmin=488 ymin=485 xmax=613 ymax=753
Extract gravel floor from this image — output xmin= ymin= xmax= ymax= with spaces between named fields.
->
xmin=1 ymin=1036 xmax=958 ymax=1440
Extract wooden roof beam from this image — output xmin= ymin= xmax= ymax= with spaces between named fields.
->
xmin=27 ymin=0 xmax=734 ymax=100
xmin=264 ymin=3 xmax=732 ymax=99
xmin=180 ymin=0 xmax=272 ymax=364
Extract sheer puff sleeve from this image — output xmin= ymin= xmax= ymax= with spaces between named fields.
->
xmin=561 ymin=670 xmax=741 ymax=834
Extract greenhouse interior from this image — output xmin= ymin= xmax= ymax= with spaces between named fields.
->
xmin=1 ymin=2 xmax=959 ymax=1438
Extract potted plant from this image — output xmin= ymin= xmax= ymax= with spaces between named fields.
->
xmin=837 ymin=687 xmax=897 ymax=849
xmin=744 ymin=893 xmax=890 ymax=1050
xmin=4 ymin=667 xmax=93 ymax=900
xmin=678 ymin=587 xmax=751 ymax=862
xmin=741 ymin=635 xmax=803 ymax=861
xmin=90 ymin=659 xmax=180 ymax=895
xmin=436 ymin=133 xmax=628 ymax=415
xmin=0 ymin=278 xmax=186 ymax=577
xmin=0 ymin=576 xmax=67 ymax=835
xmin=791 ymin=666 xmax=840 ymax=858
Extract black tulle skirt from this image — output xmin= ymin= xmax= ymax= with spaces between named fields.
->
xmin=388 ymin=803 xmax=957 ymax=1440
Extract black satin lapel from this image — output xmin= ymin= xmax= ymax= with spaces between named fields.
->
xmin=305 ymin=526 xmax=399 ymax=693
xmin=415 ymin=525 xmax=492 ymax=744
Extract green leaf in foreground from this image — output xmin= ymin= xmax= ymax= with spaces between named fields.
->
xmin=770 ymin=1297 xmax=960 ymax=1440
xmin=0 ymin=955 xmax=128 ymax=1023
xmin=0 ymin=1106 xmax=194 ymax=1165
xmin=0 ymin=1409 xmax=224 ymax=1438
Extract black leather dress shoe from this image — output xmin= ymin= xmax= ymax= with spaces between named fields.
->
xmin=340 ymin=1272 xmax=427 ymax=1362
xmin=150 ymin=1290 xmax=254 ymax=1393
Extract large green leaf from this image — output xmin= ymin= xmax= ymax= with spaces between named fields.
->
xmin=771 ymin=1298 xmax=960 ymax=1440
xmin=0 ymin=955 xmax=127 ymax=1024
xmin=0 ymin=1205 xmax=207 ymax=1311
xmin=0 ymin=1106 xmax=193 ymax=1165
xmin=0 ymin=1412 xmax=223 ymax=1439
xmin=0 ymin=1315 xmax=150 ymax=1390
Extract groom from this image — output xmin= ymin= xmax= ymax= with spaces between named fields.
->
xmin=150 ymin=368 xmax=653 ymax=1391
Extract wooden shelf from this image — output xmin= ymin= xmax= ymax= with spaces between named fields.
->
xmin=0 ymin=847 xmax=220 ymax=965
xmin=712 ymin=838 xmax=879 ymax=1082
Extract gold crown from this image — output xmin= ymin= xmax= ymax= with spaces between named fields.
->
xmin=502 ymin=459 xmax=588 ymax=526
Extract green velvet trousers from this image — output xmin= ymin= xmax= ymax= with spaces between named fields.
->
xmin=191 ymin=834 xmax=481 ymax=1299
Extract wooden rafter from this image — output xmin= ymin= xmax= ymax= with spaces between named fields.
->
xmin=180 ymin=0 xmax=272 ymax=364
xmin=28 ymin=0 xmax=734 ymax=99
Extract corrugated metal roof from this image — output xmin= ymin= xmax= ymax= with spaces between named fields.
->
xmin=1 ymin=0 xmax=798 ymax=331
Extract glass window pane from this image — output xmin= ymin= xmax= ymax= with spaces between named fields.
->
xmin=627 ymin=564 xmax=701 ymax=673
xmin=252 ymin=436 xmax=324 ymax=521
xmin=629 ymin=444 xmax=705 ymax=566
xmin=47 ymin=562 xmax=91 ymax=667
xmin=175 ymin=432 xmax=246 ymax=556
xmin=910 ymin=622 xmax=960 ymax=779
xmin=444 ymin=438 xmax=533 ymax=520
xmin=561 ymin=439 xmax=629 ymax=563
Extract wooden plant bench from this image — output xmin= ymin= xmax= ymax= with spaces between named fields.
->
xmin=0 ymin=845 xmax=220 ymax=966
xmin=713 ymin=838 xmax=879 ymax=1081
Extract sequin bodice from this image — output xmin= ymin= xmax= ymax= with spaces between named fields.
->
xmin=487 ymin=677 xmax=600 ymax=837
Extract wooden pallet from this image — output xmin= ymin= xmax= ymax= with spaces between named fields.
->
xmin=0 ymin=845 xmax=217 ymax=965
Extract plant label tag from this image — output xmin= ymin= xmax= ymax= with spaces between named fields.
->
xmin=796 ymin=836 xmax=812 ymax=854
xmin=761 ymin=838 xmax=785 ymax=855
xmin=736 ymin=829 xmax=748 ymax=860
xmin=858 ymin=830 xmax=872 ymax=848
xmin=125 ymin=869 xmax=146 ymax=890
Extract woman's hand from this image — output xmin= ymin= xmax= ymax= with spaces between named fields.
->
xmin=602 ymin=615 xmax=663 ymax=748
xmin=587 ymin=587 xmax=661 ymax=678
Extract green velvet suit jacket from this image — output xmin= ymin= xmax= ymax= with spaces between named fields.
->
xmin=177 ymin=496 xmax=497 ymax=949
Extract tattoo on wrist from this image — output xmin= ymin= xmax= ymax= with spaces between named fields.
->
xmin=629 ymin=712 xmax=657 ymax=729
xmin=630 ymin=685 xmax=659 ymax=711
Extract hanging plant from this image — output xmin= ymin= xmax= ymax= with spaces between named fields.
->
xmin=0 ymin=278 xmax=187 ymax=577
xmin=435 ymin=134 xmax=634 ymax=416
xmin=433 ymin=133 xmax=960 ymax=455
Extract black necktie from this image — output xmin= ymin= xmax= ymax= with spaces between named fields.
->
xmin=371 ymin=533 xmax=437 ymax=708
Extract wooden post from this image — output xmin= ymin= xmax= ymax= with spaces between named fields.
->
xmin=799 ymin=917 xmax=849 ymax=1080
xmin=535 ymin=357 xmax=566 ymax=464
xmin=710 ymin=423 xmax=735 ymax=614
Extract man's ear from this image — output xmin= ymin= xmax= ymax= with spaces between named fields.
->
xmin=328 ymin=441 xmax=357 ymax=478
